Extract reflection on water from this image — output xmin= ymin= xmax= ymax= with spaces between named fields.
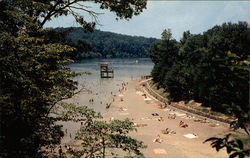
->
xmin=68 ymin=58 xmax=154 ymax=113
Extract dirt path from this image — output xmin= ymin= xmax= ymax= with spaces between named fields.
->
xmin=103 ymin=80 xmax=229 ymax=158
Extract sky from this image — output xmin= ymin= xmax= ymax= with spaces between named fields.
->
xmin=44 ymin=1 xmax=250 ymax=40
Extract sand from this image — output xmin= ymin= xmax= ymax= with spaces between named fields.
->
xmin=59 ymin=79 xmax=230 ymax=158
xmin=102 ymin=80 xmax=229 ymax=158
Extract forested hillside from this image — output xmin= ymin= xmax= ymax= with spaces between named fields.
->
xmin=150 ymin=23 xmax=250 ymax=156
xmin=1 ymin=0 xmax=147 ymax=157
xmin=150 ymin=22 xmax=249 ymax=116
xmin=55 ymin=27 xmax=157 ymax=59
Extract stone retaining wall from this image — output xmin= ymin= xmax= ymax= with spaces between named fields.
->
xmin=142 ymin=80 xmax=235 ymax=124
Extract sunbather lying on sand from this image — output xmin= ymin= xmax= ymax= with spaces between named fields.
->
xmin=194 ymin=118 xmax=209 ymax=123
xmin=161 ymin=128 xmax=176 ymax=135
xmin=158 ymin=117 xmax=164 ymax=121
xmin=160 ymin=103 xmax=167 ymax=109
xmin=133 ymin=123 xmax=148 ymax=127
xmin=168 ymin=114 xmax=176 ymax=119
xmin=179 ymin=121 xmax=188 ymax=128
xmin=153 ymin=135 xmax=163 ymax=143
xmin=152 ymin=113 xmax=159 ymax=116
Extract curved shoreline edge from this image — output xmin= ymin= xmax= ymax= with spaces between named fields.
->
xmin=140 ymin=78 xmax=236 ymax=126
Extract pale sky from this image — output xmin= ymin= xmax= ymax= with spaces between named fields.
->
xmin=44 ymin=1 xmax=250 ymax=40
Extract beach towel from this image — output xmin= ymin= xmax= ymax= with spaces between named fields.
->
xmin=183 ymin=133 xmax=198 ymax=139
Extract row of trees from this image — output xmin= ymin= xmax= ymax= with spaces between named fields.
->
xmin=150 ymin=22 xmax=250 ymax=157
xmin=54 ymin=27 xmax=157 ymax=59
xmin=0 ymin=0 xmax=147 ymax=157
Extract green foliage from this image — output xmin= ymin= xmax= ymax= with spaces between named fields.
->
xmin=161 ymin=28 xmax=172 ymax=41
xmin=70 ymin=119 xmax=146 ymax=158
xmin=150 ymin=34 xmax=179 ymax=86
xmin=56 ymin=103 xmax=102 ymax=122
xmin=150 ymin=22 xmax=250 ymax=157
xmin=0 ymin=0 xmax=147 ymax=157
xmin=0 ymin=28 xmax=77 ymax=158
xmin=150 ymin=22 xmax=249 ymax=112
xmin=204 ymin=134 xmax=250 ymax=158
xmin=54 ymin=27 xmax=157 ymax=59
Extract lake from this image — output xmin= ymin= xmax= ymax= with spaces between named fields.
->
xmin=68 ymin=58 xmax=154 ymax=113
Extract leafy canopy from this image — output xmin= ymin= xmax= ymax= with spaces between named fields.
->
xmin=150 ymin=22 xmax=250 ymax=158
xmin=0 ymin=0 xmax=147 ymax=157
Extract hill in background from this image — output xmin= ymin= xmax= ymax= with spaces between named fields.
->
xmin=55 ymin=27 xmax=157 ymax=59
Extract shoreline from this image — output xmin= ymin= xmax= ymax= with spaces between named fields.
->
xmin=57 ymin=78 xmax=236 ymax=158
xmin=59 ymin=79 xmax=131 ymax=145
xmin=102 ymin=79 xmax=230 ymax=158
xmin=141 ymin=79 xmax=235 ymax=126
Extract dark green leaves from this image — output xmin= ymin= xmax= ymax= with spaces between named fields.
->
xmin=150 ymin=22 xmax=250 ymax=158
xmin=205 ymin=134 xmax=250 ymax=158
xmin=150 ymin=22 xmax=249 ymax=114
xmin=1 ymin=1 xmax=148 ymax=157
xmin=73 ymin=119 xmax=146 ymax=158
xmin=56 ymin=27 xmax=156 ymax=59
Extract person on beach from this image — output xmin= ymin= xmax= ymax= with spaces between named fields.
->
xmin=68 ymin=145 xmax=73 ymax=151
xmin=58 ymin=146 xmax=62 ymax=158
xmin=161 ymin=103 xmax=167 ymax=109
xmin=168 ymin=114 xmax=176 ymax=119
xmin=161 ymin=128 xmax=170 ymax=134
xmin=158 ymin=117 xmax=164 ymax=121
xmin=106 ymin=103 xmax=111 ymax=109
xmin=153 ymin=135 xmax=163 ymax=143
xmin=179 ymin=121 xmax=188 ymax=128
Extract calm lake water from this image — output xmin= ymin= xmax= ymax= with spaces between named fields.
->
xmin=68 ymin=58 xmax=154 ymax=113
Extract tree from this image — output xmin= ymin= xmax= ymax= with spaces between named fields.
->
xmin=150 ymin=29 xmax=180 ymax=90
xmin=180 ymin=30 xmax=192 ymax=45
xmin=0 ymin=27 xmax=77 ymax=158
xmin=0 ymin=0 xmax=147 ymax=157
xmin=55 ymin=27 xmax=156 ymax=59
xmin=161 ymin=28 xmax=172 ymax=41
xmin=70 ymin=119 xmax=146 ymax=158
xmin=150 ymin=22 xmax=250 ymax=157
xmin=204 ymin=134 xmax=250 ymax=158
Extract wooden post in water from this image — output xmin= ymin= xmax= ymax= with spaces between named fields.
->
xmin=100 ymin=62 xmax=114 ymax=78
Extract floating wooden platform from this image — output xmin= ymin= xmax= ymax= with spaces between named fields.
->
xmin=100 ymin=62 xmax=114 ymax=78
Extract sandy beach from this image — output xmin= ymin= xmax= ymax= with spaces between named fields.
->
xmin=101 ymin=79 xmax=230 ymax=158
xmin=59 ymin=78 xmax=231 ymax=158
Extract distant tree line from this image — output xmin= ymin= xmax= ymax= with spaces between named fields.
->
xmin=55 ymin=27 xmax=157 ymax=59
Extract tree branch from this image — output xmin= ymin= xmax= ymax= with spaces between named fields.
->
xmin=39 ymin=0 xmax=103 ymax=28
xmin=40 ymin=0 xmax=79 ymax=28
xmin=45 ymin=86 xmax=87 ymax=117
